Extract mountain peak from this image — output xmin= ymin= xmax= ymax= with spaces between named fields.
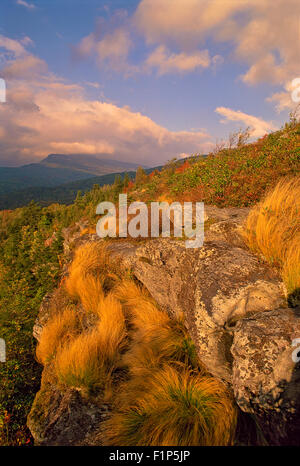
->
xmin=40 ymin=153 xmax=144 ymax=174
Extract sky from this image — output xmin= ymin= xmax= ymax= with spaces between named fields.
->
xmin=0 ymin=0 xmax=299 ymax=166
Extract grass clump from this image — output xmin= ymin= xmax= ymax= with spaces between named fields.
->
xmin=65 ymin=241 xmax=121 ymax=312
xmin=112 ymin=279 xmax=170 ymax=326
xmin=72 ymin=274 xmax=104 ymax=313
xmin=105 ymin=277 xmax=236 ymax=446
xmin=245 ymin=176 xmax=300 ymax=304
xmin=114 ymin=280 xmax=199 ymax=372
xmin=54 ymin=294 xmax=127 ymax=395
xmin=123 ymin=316 xmax=200 ymax=376
xmin=36 ymin=307 xmax=81 ymax=365
xmin=36 ymin=242 xmax=236 ymax=445
xmin=104 ymin=366 xmax=237 ymax=446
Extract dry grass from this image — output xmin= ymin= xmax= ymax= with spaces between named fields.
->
xmin=123 ymin=316 xmax=200 ymax=377
xmin=55 ymin=293 xmax=127 ymax=394
xmin=43 ymin=242 xmax=237 ymax=444
xmin=112 ymin=279 xmax=170 ymax=327
xmin=79 ymin=226 xmax=96 ymax=236
xmin=114 ymin=279 xmax=200 ymax=373
xmin=245 ymin=176 xmax=300 ymax=302
xmin=282 ymin=233 xmax=300 ymax=304
xmin=103 ymin=366 xmax=237 ymax=446
xmin=65 ymin=241 xmax=121 ymax=311
xmin=74 ymin=274 xmax=104 ymax=313
xmin=36 ymin=307 xmax=81 ymax=365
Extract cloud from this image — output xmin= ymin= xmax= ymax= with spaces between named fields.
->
xmin=75 ymin=5 xmax=226 ymax=76
xmin=215 ymin=106 xmax=278 ymax=138
xmin=135 ymin=0 xmax=245 ymax=46
xmin=74 ymin=10 xmax=139 ymax=75
xmin=73 ymin=0 xmax=300 ymax=114
xmin=134 ymin=0 xmax=300 ymax=107
xmin=0 ymin=35 xmax=212 ymax=166
xmin=135 ymin=0 xmax=300 ymax=84
xmin=3 ymin=55 xmax=47 ymax=79
xmin=267 ymin=79 xmax=300 ymax=112
xmin=145 ymin=46 xmax=211 ymax=75
xmin=16 ymin=0 xmax=35 ymax=9
xmin=75 ymin=27 xmax=137 ymax=75
xmin=0 ymin=34 xmax=28 ymax=57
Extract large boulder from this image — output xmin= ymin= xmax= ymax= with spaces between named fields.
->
xmin=27 ymin=368 xmax=108 ymax=446
xmin=231 ymin=307 xmax=300 ymax=445
xmin=118 ymin=237 xmax=286 ymax=383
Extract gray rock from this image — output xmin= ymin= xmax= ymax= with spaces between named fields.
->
xmin=231 ymin=307 xmax=300 ymax=445
xmin=111 ymin=237 xmax=286 ymax=383
xmin=33 ymin=288 xmax=70 ymax=342
xmin=27 ymin=369 xmax=107 ymax=446
xmin=204 ymin=205 xmax=250 ymax=223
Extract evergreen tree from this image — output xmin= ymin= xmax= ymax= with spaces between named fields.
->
xmin=135 ymin=166 xmax=147 ymax=185
xmin=123 ymin=172 xmax=130 ymax=188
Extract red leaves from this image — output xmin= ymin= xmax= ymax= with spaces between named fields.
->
xmin=175 ymin=160 xmax=190 ymax=174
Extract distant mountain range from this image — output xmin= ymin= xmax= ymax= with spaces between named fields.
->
xmin=0 ymin=171 xmax=135 ymax=210
xmin=0 ymin=166 xmax=163 ymax=210
xmin=0 ymin=153 xmax=206 ymax=210
xmin=40 ymin=153 xmax=144 ymax=175
xmin=0 ymin=153 xmax=144 ymax=195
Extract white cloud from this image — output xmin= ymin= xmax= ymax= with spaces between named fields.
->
xmin=145 ymin=46 xmax=211 ymax=75
xmin=135 ymin=0 xmax=300 ymax=85
xmin=75 ymin=27 xmax=137 ymax=75
xmin=16 ymin=0 xmax=35 ymax=10
xmin=75 ymin=3 xmax=228 ymax=76
xmin=0 ymin=34 xmax=28 ymax=57
xmin=215 ymin=106 xmax=278 ymax=138
xmin=0 ymin=35 xmax=212 ymax=166
xmin=135 ymin=0 xmax=300 ymax=107
xmin=267 ymin=79 xmax=300 ymax=112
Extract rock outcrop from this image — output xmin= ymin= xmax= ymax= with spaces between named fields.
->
xmin=27 ymin=368 xmax=108 ymax=446
xmin=28 ymin=205 xmax=300 ymax=446
xmin=232 ymin=307 xmax=300 ymax=445
xmin=129 ymin=238 xmax=285 ymax=384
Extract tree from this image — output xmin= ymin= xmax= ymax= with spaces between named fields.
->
xmin=114 ymin=174 xmax=123 ymax=189
xmin=289 ymin=103 xmax=300 ymax=127
xmin=163 ymin=157 xmax=179 ymax=176
xmin=123 ymin=172 xmax=130 ymax=188
xmin=228 ymin=127 xmax=252 ymax=149
xmin=135 ymin=166 xmax=147 ymax=185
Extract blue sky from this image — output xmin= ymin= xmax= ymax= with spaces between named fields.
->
xmin=0 ymin=0 xmax=299 ymax=166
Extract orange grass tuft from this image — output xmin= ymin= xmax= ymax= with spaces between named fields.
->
xmin=112 ymin=279 xmax=170 ymax=327
xmin=55 ymin=294 xmax=127 ymax=394
xmin=65 ymin=241 xmax=121 ymax=311
xmin=36 ymin=307 xmax=81 ymax=365
xmin=103 ymin=366 xmax=237 ymax=446
xmin=74 ymin=274 xmax=104 ymax=313
xmin=245 ymin=176 xmax=300 ymax=300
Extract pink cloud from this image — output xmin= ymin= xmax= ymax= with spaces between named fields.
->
xmin=215 ymin=106 xmax=278 ymax=138
xmin=0 ymin=35 xmax=212 ymax=166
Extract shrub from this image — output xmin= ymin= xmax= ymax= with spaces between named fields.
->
xmin=245 ymin=176 xmax=300 ymax=303
xmin=55 ymin=294 xmax=127 ymax=394
xmin=103 ymin=366 xmax=237 ymax=446
xmin=36 ymin=307 xmax=80 ymax=365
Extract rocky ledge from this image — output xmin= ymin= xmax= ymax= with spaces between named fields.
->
xmin=28 ymin=206 xmax=300 ymax=445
